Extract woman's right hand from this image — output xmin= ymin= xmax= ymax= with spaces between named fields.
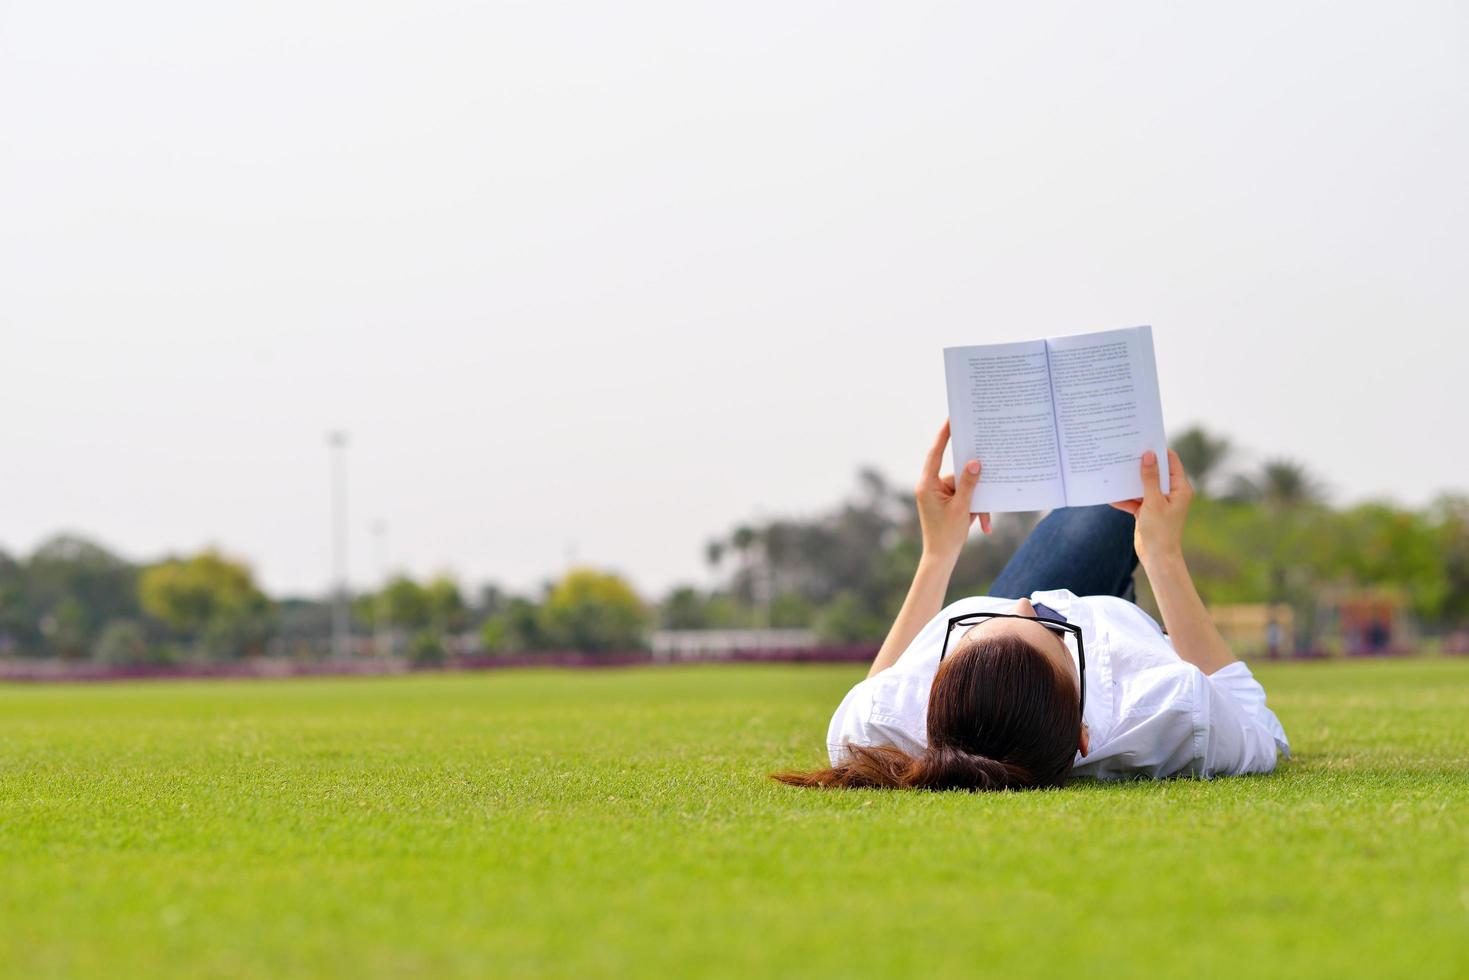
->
xmin=1109 ymin=449 xmax=1193 ymax=567
xmin=916 ymin=421 xmax=991 ymax=563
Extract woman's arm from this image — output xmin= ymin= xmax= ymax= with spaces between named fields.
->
xmin=866 ymin=422 xmax=988 ymax=678
xmin=867 ymin=553 xmax=962 ymax=678
xmin=1110 ymin=450 xmax=1237 ymax=675
xmin=1145 ymin=553 xmax=1238 ymax=675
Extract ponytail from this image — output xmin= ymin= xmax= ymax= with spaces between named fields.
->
xmin=906 ymin=743 xmax=1031 ymax=791
xmin=771 ymin=742 xmax=1033 ymax=792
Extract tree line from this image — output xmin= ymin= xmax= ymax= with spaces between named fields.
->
xmin=2 ymin=426 xmax=1466 ymax=662
xmin=0 ymin=538 xmax=651 ymax=664
xmin=671 ymin=426 xmax=1469 ymax=647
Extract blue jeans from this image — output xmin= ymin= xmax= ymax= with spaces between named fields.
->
xmin=989 ymin=506 xmax=1139 ymax=603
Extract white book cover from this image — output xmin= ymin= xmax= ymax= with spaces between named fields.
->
xmin=943 ymin=325 xmax=1169 ymax=512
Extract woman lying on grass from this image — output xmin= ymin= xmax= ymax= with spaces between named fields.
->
xmin=774 ymin=422 xmax=1289 ymax=792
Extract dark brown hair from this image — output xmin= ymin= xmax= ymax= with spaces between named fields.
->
xmin=772 ymin=633 xmax=1081 ymax=792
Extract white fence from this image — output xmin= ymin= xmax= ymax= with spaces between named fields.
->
xmin=650 ymin=629 xmax=820 ymax=661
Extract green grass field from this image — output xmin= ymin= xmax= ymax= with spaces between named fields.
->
xmin=2 ymin=659 xmax=1466 ymax=979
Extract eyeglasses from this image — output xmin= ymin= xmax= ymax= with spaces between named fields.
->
xmin=939 ymin=612 xmax=1086 ymax=714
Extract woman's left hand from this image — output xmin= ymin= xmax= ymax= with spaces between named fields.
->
xmin=916 ymin=420 xmax=990 ymax=561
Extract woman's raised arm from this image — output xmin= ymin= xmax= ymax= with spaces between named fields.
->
xmin=1110 ymin=449 xmax=1238 ymax=675
xmin=866 ymin=422 xmax=989 ymax=678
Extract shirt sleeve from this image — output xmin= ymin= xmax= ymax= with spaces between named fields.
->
xmin=825 ymin=672 xmax=929 ymax=767
xmin=826 ymin=679 xmax=875 ymax=766
xmin=1199 ymin=661 xmax=1291 ymax=776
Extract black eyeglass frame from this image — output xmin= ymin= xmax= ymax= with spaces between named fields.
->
xmin=939 ymin=612 xmax=1086 ymax=714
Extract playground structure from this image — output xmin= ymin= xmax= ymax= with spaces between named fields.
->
xmin=1210 ymin=588 xmax=1420 ymax=658
xmin=1209 ymin=603 xmax=1296 ymax=658
xmin=1313 ymin=587 xmax=1415 ymax=656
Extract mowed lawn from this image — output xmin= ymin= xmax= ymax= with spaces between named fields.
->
xmin=1 ymin=659 xmax=1466 ymax=979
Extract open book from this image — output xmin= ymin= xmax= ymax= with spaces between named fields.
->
xmin=943 ymin=325 xmax=1168 ymax=513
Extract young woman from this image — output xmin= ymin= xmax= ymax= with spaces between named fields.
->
xmin=775 ymin=422 xmax=1289 ymax=791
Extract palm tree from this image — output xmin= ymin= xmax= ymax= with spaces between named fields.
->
xmin=1170 ymin=426 xmax=1231 ymax=496
xmin=729 ymin=525 xmax=759 ymax=617
xmin=1228 ymin=458 xmax=1326 ymax=616
xmin=730 ymin=525 xmax=757 ymax=560
xmin=1228 ymin=459 xmax=1326 ymax=511
xmin=1260 ymin=460 xmax=1326 ymax=508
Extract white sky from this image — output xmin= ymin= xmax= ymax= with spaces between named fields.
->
xmin=2 ymin=1 xmax=1466 ymax=599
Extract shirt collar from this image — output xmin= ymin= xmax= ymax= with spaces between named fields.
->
xmin=1028 ymin=589 xmax=1079 ymax=617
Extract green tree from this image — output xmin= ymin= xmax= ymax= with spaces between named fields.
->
xmin=475 ymin=584 xmax=508 ymax=622
xmin=657 ymin=586 xmax=764 ymax=630
xmin=407 ymin=629 xmax=447 ymax=667
xmin=139 ymin=550 xmax=272 ymax=658
xmin=1175 ymin=498 xmax=1276 ymax=605
xmin=91 ymin=619 xmax=154 ymax=665
xmin=23 ymin=535 xmax=139 ymax=657
xmin=479 ymin=596 xmax=551 ymax=654
xmin=274 ymin=598 xmax=336 ymax=659
xmin=40 ymin=596 xmax=91 ymax=660
xmin=1218 ymin=458 xmax=1329 ymax=623
xmin=1229 ymin=459 xmax=1327 ymax=510
xmin=1171 ymin=426 xmax=1232 ymax=496
xmin=1324 ymin=502 xmax=1448 ymax=620
xmin=377 ymin=576 xmax=431 ymax=630
xmin=541 ymin=568 xmax=649 ymax=653
xmin=769 ymin=592 xmax=815 ymax=628
xmin=424 ymin=575 xmax=466 ymax=633
xmin=0 ymin=549 xmax=33 ymax=655
xmin=729 ymin=525 xmax=760 ymax=609
xmin=813 ymin=591 xmax=889 ymax=644
xmin=1432 ymin=494 xmax=1469 ymax=626
xmin=660 ymin=586 xmax=713 ymax=629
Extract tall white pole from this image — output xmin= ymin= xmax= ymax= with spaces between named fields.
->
xmin=372 ymin=519 xmax=389 ymax=658
xmin=328 ymin=430 xmax=350 ymax=659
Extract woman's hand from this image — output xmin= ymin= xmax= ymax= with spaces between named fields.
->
xmin=916 ymin=421 xmax=991 ymax=562
xmin=866 ymin=422 xmax=990 ymax=677
xmin=1109 ymin=449 xmax=1194 ymax=567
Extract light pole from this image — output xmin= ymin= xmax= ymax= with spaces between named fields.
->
xmin=372 ymin=519 xmax=390 ymax=657
xmin=328 ymin=430 xmax=350 ymax=659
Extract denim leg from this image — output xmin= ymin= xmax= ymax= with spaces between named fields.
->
xmin=988 ymin=505 xmax=1139 ymax=601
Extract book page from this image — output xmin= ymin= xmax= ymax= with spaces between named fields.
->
xmin=1044 ymin=325 xmax=1169 ymax=507
xmin=943 ymin=340 xmax=1066 ymax=513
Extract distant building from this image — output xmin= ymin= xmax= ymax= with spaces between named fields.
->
xmin=651 ymin=629 xmax=820 ymax=661
xmin=1209 ymin=603 xmax=1295 ymax=658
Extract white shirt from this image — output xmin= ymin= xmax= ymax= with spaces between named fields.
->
xmin=827 ymin=589 xmax=1290 ymax=780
